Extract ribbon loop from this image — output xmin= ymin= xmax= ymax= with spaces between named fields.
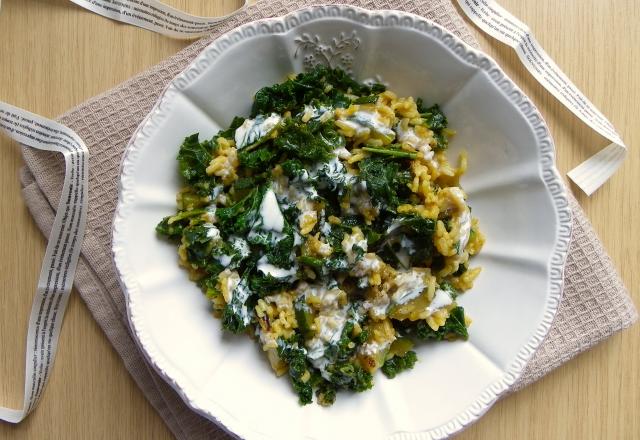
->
xmin=458 ymin=0 xmax=627 ymax=195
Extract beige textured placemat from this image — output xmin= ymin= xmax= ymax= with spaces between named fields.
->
xmin=17 ymin=0 xmax=637 ymax=438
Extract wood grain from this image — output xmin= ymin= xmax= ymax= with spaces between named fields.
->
xmin=0 ymin=0 xmax=637 ymax=438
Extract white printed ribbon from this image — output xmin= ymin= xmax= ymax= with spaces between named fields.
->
xmin=0 ymin=102 xmax=89 ymax=423
xmin=0 ymin=0 xmax=248 ymax=424
xmin=457 ymin=0 xmax=627 ymax=195
xmin=0 ymin=0 xmax=250 ymax=39
xmin=69 ymin=0 xmax=252 ymax=38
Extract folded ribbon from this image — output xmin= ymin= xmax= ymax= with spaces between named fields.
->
xmin=457 ymin=0 xmax=627 ymax=195
xmin=0 ymin=102 xmax=89 ymax=423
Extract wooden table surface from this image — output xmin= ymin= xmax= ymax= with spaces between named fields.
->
xmin=1 ymin=0 xmax=638 ymax=438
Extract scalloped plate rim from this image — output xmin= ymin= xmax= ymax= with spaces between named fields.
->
xmin=111 ymin=5 xmax=573 ymax=440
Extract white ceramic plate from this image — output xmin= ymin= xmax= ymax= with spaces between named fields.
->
xmin=112 ymin=5 xmax=572 ymax=439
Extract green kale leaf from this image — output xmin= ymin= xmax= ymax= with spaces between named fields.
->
xmin=325 ymin=361 xmax=373 ymax=392
xmin=324 ymin=320 xmax=358 ymax=363
xmin=324 ymin=223 xmax=345 ymax=250
xmin=421 ymin=104 xmax=447 ymax=131
xmin=404 ymin=306 xmax=468 ymax=341
xmin=181 ymin=224 xmax=215 ymax=268
xmin=216 ymin=185 xmax=267 ymax=235
xmin=266 ymin=225 xmax=296 ymax=268
xmin=357 ymin=157 xmax=411 ymax=209
xmin=155 ymin=210 xmax=204 ymax=241
xmin=298 ymin=255 xmax=350 ymax=278
xmin=277 ymin=338 xmax=314 ymax=405
xmin=321 ymin=309 xmax=371 ymax=393
xmin=251 ymin=65 xmax=385 ymax=116
xmin=238 ymin=146 xmax=278 ymax=170
xmin=315 ymin=382 xmax=337 ymax=407
xmin=294 ymin=296 xmax=315 ymax=338
xmin=416 ymin=100 xmax=450 ymax=151
xmin=232 ymin=173 xmax=269 ymax=192
xmin=376 ymin=215 xmax=436 ymax=268
xmin=221 ymin=277 xmax=254 ymax=334
xmin=198 ymin=273 xmax=224 ymax=300
xmin=274 ymin=119 xmax=342 ymax=163
xmin=352 ymin=95 xmax=379 ymax=105
xmin=176 ymin=133 xmax=214 ymax=184
xmin=393 ymin=215 xmax=436 ymax=236
xmin=324 ymin=256 xmax=349 ymax=272
xmin=381 ymin=351 xmax=418 ymax=379
xmin=297 ymin=255 xmax=323 ymax=270
xmin=248 ymin=217 xmax=296 ymax=269
xmin=248 ymin=272 xmax=292 ymax=295
xmin=281 ymin=159 xmax=305 ymax=179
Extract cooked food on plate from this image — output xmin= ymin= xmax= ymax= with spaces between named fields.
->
xmin=156 ymin=66 xmax=485 ymax=406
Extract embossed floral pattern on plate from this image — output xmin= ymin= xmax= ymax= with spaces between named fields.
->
xmin=294 ymin=31 xmax=360 ymax=72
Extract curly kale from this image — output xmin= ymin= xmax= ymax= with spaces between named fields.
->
xmin=352 ymin=95 xmax=379 ymax=105
xmin=297 ymin=255 xmax=350 ymax=278
xmin=321 ymin=313 xmax=373 ymax=392
xmin=232 ymin=174 xmax=269 ymax=192
xmin=266 ymin=226 xmax=296 ymax=268
xmin=315 ymin=382 xmax=337 ymax=407
xmin=176 ymin=133 xmax=214 ymax=184
xmin=247 ymin=219 xmax=296 ymax=271
xmin=156 ymin=217 xmax=184 ymax=240
xmin=394 ymin=215 xmax=436 ymax=236
xmin=180 ymin=224 xmax=215 ymax=268
xmin=324 ymin=256 xmax=349 ymax=272
xmin=280 ymin=308 xmax=373 ymax=399
xmin=324 ymin=320 xmax=362 ymax=363
xmin=374 ymin=214 xmax=437 ymax=268
xmin=221 ymin=277 xmax=254 ymax=334
xmin=351 ymin=244 xmax=366 ymax=262
xmin=399 ymin=306 xmax=469 ymax=341
xmin=324 ymin=222 xmax=346 ymax=250
xmin=198 ymin=273 xmax=224 ymax=301
xmin=281 ymin=158 xmax=305 ymax=179
xmin=277 ymin=338 xmax=314 ymax=405
xmin=418 ymin=102 xmax=447 ymax=130
xmin=325 ymin=362 xmax=373 ymax=392
xmin=216 ymin=185 xmax=267 ymax=235
xmin=294 ymin=296 xmax=314 ymax=338
xmin=381 ymin=351 xmax=418 ymax=379
xmin=297 ymin=255 xmax=323 ymax=270
xmin=248 ymin=272 xmax=293 ymax=295
xmin=238 ymin=146 xmax=278 ymax=170
xmin=251 ymin=65 xmax=385 ymax=116
xmin=358 ymin=157 xmax=411 ymax=209
xmin=416 ymin=99 xmax=450 ymax=151
xmin=274 ymin=119 xmax=343 ymax=163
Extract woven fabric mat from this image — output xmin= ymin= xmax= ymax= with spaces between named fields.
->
xmin=18 ymin=0 xmax=637 ymax=438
